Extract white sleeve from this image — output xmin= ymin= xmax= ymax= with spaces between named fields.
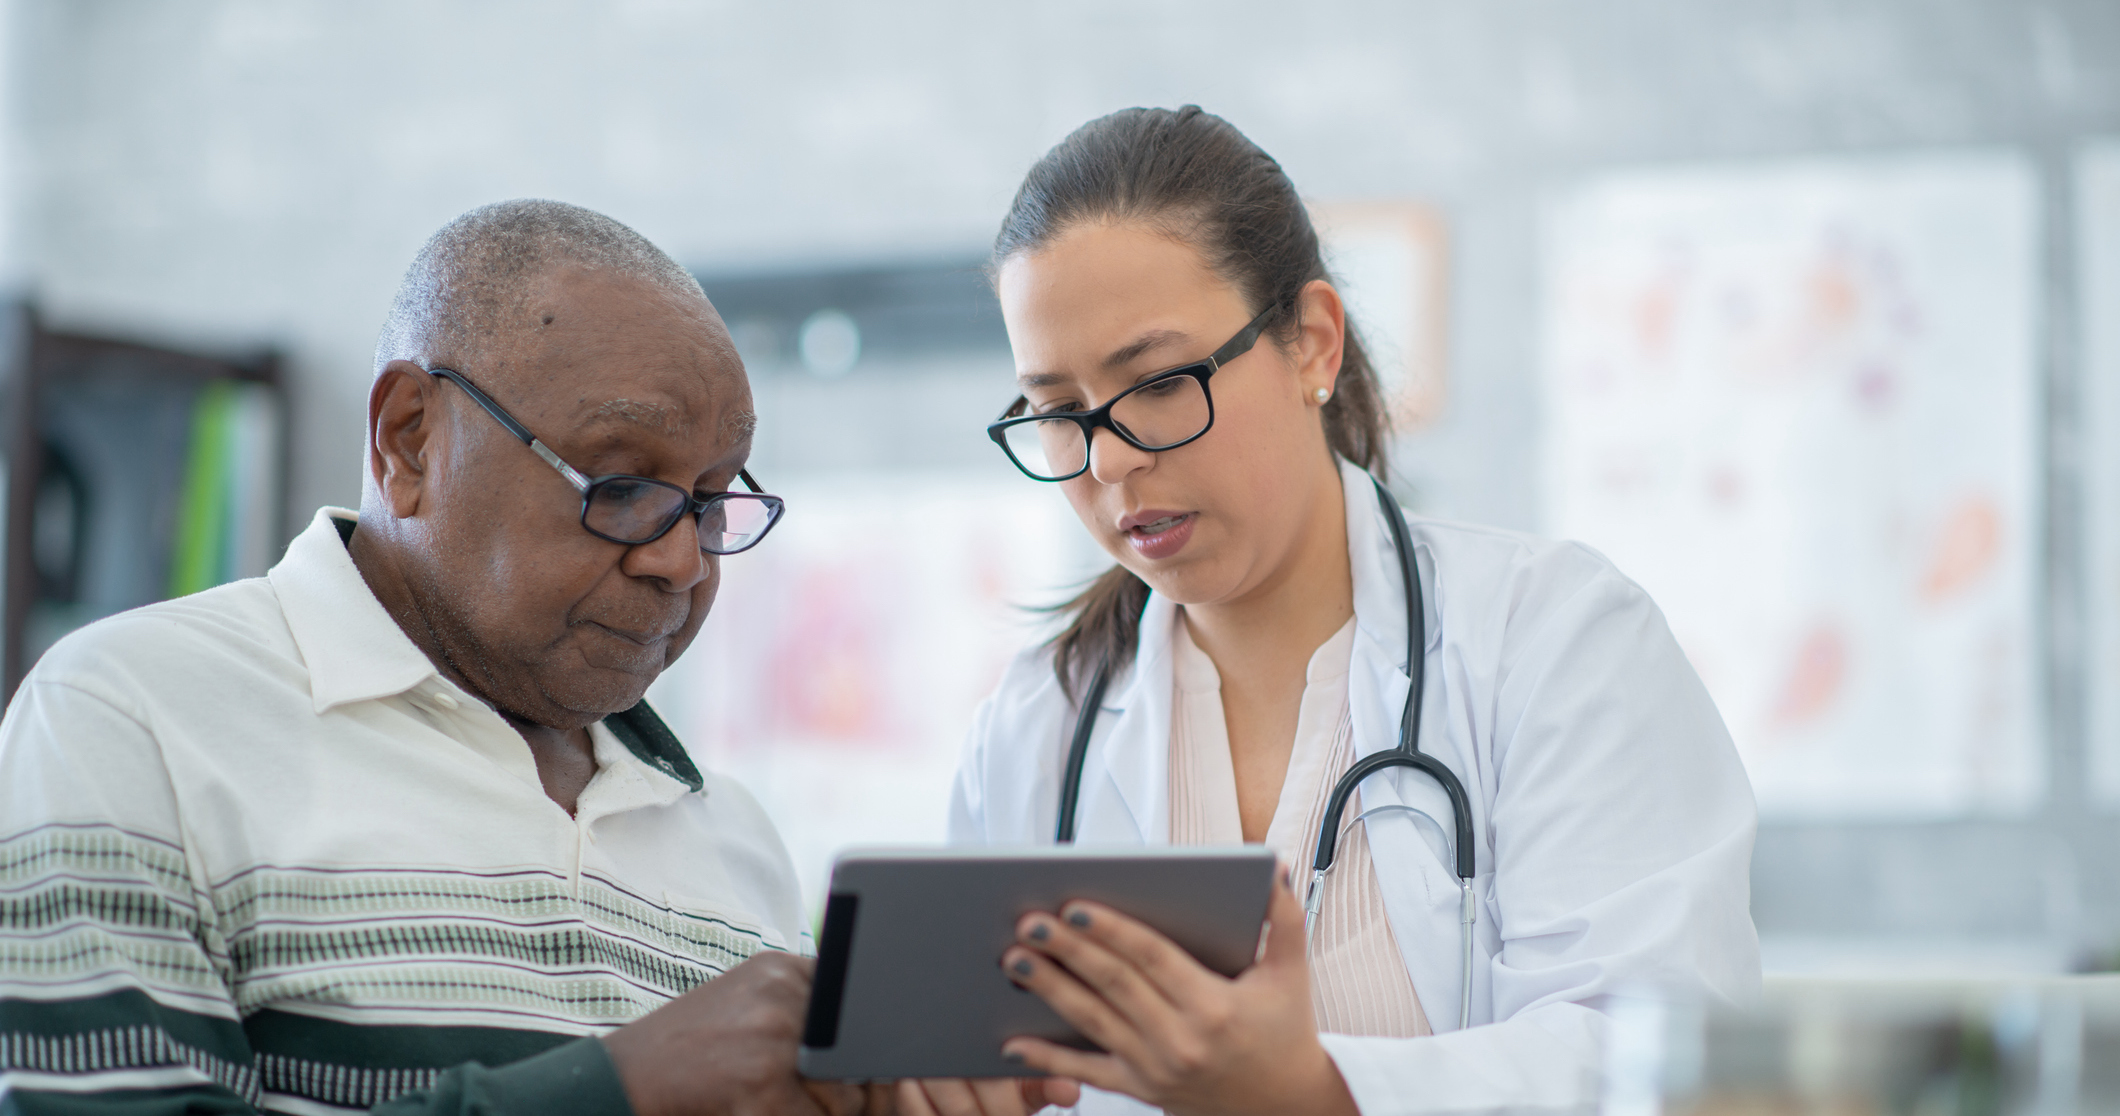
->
xmin=1325 ymin=557 xmax=1759 ymax=1116
xmin=1322 ymin=1004 xmax=1606 ymax=1116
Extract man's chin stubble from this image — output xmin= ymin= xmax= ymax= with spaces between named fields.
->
xmin=531 ymin=667 xmax=656 ymax=724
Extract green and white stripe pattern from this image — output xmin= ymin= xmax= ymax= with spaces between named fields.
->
xmin=0 ymin=514 xmax=813 ymax=1115
xmin=2 ymin=822 xmax=775 ymax=1113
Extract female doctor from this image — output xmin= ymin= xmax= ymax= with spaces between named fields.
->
xmin=905 ymin=106 xmax=1760 ymax=1116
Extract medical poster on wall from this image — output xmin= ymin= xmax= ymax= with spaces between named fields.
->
xmin=647 ymin=471 xmax=1100 ymax=906
xmin=2080 ymin=141 xmax=2120 ymax=810
xmin=1542 ymin=153 xmax=2041 ymax=818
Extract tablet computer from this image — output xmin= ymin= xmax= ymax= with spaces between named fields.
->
xmin=798 ymin=845 xmax=1277 ymax=1081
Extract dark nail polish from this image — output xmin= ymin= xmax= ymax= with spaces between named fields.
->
xmin=1029 ymin=922 xmax=1050 ymax=942
xmin=1012 ymin=957 xmax=1034 ymax=976
xmin=1067 ymin=909 xmax=1091 ymax=928
xmin=1003 ymin=1049 xmax=1025 ymax=1064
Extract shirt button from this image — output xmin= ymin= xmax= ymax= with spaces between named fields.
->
xmin=430 ymin=690 xmax=460 ymax=711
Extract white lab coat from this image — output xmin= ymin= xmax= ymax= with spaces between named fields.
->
xmin=948 ymin=458 xmax=1761 ymax=1116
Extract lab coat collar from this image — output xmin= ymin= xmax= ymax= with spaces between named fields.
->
xmin=1334 ymin=461 xmax=1484 ymax=1028
xmin=1340 ymin=457 xmax=1434 ymax=762
xmin=1086 ymin=460 xmax=1420 ymax=839
xmin=1096 ymin=588 xmax=1179 ymax=843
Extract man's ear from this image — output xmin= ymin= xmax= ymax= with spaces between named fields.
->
xmin=369 ymin=361 xmax=439 ymax=520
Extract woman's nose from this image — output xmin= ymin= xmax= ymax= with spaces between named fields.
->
xmin=1086 ymin=425 xmax=1154 ymax=484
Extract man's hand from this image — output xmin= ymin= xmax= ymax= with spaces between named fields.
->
xmin=603 ymin=952 xmax=887 ymax=1116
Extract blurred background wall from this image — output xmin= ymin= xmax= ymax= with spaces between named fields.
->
xmin=6 ymin=0 xmax=2119 ymax=973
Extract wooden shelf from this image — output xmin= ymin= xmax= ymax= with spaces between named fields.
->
xmin=2 ymin=305 xmax=283 ymax=701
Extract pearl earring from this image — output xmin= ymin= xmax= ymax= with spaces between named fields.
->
xmin=1314 ymin=387 xmax=1331 ymax=403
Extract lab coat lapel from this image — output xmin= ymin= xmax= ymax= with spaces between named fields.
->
xmin=1076 ymin=592 xmax=1178 ymax=845
xmin=1337 ymin=458 xmax=1485 ymax=1031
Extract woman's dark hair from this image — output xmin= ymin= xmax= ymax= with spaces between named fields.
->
xmin=993 ymin=105 xmax=1392 ymax=700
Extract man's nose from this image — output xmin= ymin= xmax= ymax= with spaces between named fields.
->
xmin=622 ymin=513 xmax=710 ymax=590
xmin=1086 ymin=425 xmax=1154 ymax=485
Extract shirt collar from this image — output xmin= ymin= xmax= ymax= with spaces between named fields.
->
xmin=270 ymin=507 xmax=444 ymax=714
xmin=604 ymin=701 xmax=705 ymax=794
xmin=268 ymin=507 xmax=707 ymax=794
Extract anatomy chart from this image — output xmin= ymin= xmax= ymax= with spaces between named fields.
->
xmin=1542 ymin=153 xmax=2041 ymax=818
xmin=647 ymin=471 xmax=1099 ymax=904
xmin=2081 ymin=141 xmax=2120 ymax=810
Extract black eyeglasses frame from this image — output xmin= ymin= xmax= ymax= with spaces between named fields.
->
xmin=986 ymin=303 xmax=1278 ymax=483
xmin=427 ymin=366 xmax=785 ymax=555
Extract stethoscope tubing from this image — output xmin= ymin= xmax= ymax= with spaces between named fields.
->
xmin=1054 ymin=472 xmax=1478 ymax=1031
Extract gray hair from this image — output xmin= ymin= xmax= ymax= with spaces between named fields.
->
xmin=375 ymin=199 xmax=709 ymax=374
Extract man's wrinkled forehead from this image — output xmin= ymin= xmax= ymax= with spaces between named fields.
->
xmin=580 ymin=392 xmax=757 ymax=443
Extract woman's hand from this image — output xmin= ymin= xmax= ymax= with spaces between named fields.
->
xmin=998 ymin=869 xmax=1358 ymax=1116
xmin=893 ymin=1077 xmax=1080 ymax=1116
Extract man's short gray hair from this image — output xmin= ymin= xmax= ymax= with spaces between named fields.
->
xmin=375 ymin=199 xmax=709 ymax=375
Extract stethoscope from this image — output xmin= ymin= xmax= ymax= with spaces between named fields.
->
xmin=1053 ymin=473 xmax=1479 ymax=1030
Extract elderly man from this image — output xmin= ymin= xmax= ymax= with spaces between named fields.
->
xmin=0 ymin=201 xmax=881 ymax=1115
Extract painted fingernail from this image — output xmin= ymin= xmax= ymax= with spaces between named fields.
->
xmin=1002 ymin=1049 xmax=1025 ymax=1064
xmin=1028 ymin=921 xmax=1050 ymax=942
xmin=1012 ymin=957 xmax=1034 ymax=976
xmin=1067 ymin=908 xmax=1091 ymax=928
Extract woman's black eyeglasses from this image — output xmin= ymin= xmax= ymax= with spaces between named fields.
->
xmin=428 ymin=367 xmax=785 ymax=554
xmin=986 ymin=304 xmax=1276 ymax=482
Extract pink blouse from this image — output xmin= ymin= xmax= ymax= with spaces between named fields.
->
xmin=1167 ymin=613 xmax=1432 ymax=1039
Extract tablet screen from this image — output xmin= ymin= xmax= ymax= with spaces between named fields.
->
xmin=799 ymin=846 xmax=1276 ymax=1080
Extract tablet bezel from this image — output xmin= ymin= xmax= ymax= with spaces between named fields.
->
xmin=798 ymin=845 xmax=1278 ymax=1081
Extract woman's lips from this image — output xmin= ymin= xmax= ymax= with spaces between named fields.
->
xmin=1124 ymin=512 xmax=1195 ymax=561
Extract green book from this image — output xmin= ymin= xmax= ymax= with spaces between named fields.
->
xmin=168 ymin=381 xmax=237 ymax=598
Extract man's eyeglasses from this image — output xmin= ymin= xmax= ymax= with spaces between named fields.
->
xmin=428 ymin=367 xmax=785 ymax=555
xmin=986 ymin=304 xmax=1276 ymax=482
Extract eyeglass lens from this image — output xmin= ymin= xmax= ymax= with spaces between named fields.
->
xmin=697 ymin=496 xmax=777 ymax=554
xmin=1003 ymin=372 xmax=1211 ymax=480
xmin=583 ymin=477 xmax=778 ymax=553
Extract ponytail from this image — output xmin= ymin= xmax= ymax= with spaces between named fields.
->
xmin=1049 ymin=566 xmax=1152 ymax=702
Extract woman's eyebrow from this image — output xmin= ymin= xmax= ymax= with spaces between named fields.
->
xmin=1015 ymin=329 xmax=1197 ymax=389
xmin=1103 ymin=329 xmax=1190 ymax=369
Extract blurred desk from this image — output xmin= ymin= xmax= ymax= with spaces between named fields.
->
xmin=1620 ymin=974 xmax=2120 ymax=1116
xmin=1762 ymin=936 xmax=2077 ymax=980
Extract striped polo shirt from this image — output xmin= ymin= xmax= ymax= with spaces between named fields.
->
xmin=0 ymin=508 xmax=810 ymax=1115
